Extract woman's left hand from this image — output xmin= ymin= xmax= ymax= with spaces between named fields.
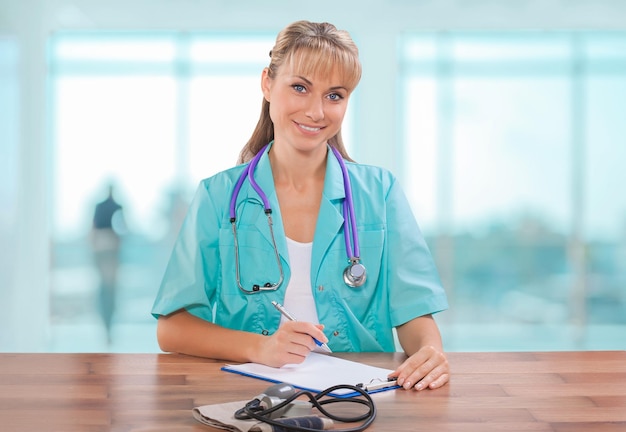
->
xmin=389 ymin=345 xmax=450 ymax=391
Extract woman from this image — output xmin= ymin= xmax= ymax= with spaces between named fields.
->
xmin=152 ymin=20 xmax=450 ymax=391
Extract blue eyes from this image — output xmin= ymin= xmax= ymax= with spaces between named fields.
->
xmin=291 ymin=84 xmax=344 ymax=101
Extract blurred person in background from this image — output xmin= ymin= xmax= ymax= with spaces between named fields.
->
xmin=91 ymin=181 xmax=126 ymax=344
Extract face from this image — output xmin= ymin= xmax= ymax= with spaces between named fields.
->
xmin=261 ymin=61 xmax=351 ymax=156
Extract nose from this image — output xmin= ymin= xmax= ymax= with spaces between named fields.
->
xmin=305 ymin=97 xmax=324 ymax=122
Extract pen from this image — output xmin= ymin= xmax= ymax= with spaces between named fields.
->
xmin=271 ymin=300 xmax=332 ymax=353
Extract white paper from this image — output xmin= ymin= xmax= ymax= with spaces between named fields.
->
xmin=222 ymin=352 xmax=396 ymax=396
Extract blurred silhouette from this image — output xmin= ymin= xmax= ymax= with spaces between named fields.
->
xmin=90 ymin=182 xmax=126 ymax=344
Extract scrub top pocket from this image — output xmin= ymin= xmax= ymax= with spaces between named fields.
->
xmin=218 ymin=227 xmax=285 ymax=295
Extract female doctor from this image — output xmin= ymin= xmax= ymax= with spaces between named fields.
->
xmin=152 ymin=20 xmax=450 ymax=391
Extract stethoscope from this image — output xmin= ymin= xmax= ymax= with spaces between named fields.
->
xmin=229 ymin=143 xmax=367 ymax=294
xmin=234 ymin=382 xmax=376 ymax=432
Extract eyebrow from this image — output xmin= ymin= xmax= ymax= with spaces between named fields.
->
xmin=294 ymin=75 xmax=348 ymax=93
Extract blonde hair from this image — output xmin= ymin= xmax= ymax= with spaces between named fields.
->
xmin=237 ymin=20 xmax=362 ymax=164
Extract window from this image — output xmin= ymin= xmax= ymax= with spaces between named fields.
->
xmin=401 ymin=32 xmax=626 ymax=350
xmin=49 ymin=32 xmax=274 ymax=351
xmin=0 ymin=37 xmax=20 ymax=331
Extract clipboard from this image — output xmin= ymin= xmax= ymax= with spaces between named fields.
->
xmin=221 ymin=352 xmax=400 ymax=397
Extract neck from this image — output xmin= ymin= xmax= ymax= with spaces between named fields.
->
xmin=268 ymin=143 xmax=327 ymax=187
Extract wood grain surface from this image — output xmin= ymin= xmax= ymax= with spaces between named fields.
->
xmin=0 ymin=351 xmax=624 ymax=431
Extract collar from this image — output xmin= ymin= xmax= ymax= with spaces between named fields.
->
xmin=244 ymin=141 xmax=347 ymax=205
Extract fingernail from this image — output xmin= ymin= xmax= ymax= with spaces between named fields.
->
xmin=404 ymin=381 xmax=412 ymax=390
xmin=397 ymin=378 xmax=404 ymax=386
xmin=415 ymin=382 xmax=424 ymax=390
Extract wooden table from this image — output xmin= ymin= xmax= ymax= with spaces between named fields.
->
xmin=0 ymin=351 xmax=624 ymax=431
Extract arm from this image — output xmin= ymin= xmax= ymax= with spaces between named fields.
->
xmin=379 ymin=175 xmax=449 ymax=390
xmin=389 ymin=314 xmax=450 ymax=391
xmin=157 ymin=309 xmax=328 ymax=367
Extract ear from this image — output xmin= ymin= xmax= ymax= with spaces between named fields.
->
xmin=261 ymin=68 xmax=271 ymax=102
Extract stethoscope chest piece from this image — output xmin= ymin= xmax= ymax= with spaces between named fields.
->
xmin=343 ymin=260 xmax=367 ymax=287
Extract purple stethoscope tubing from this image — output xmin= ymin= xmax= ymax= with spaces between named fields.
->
xmin=331 ymin=146 xmax=360 ymax=260
xmin=229 ymin=145 xmax=269 ymax=219
xmin=229 ymin=143 xmax=365 ymax=293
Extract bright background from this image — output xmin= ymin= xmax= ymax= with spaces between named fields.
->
xmin=1 ymin=0 xmax=625 ymax=353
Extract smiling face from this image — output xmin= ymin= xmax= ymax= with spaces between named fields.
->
xmin=261 ymin=49 xmax=356 ymax=156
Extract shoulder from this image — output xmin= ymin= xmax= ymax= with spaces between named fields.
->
xmin=184 ymin=165 xmax=248 ymax=219
xmin=344 ymin=161 xmax=398 ymax=192
xmin=196 ymin=164 xmax=248 ymax=196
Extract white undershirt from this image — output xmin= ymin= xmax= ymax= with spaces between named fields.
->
xmin=281 ymin=237 xmax=320 ymax=325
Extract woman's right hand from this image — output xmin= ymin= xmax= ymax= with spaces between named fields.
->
xmin=157 ymin=310 xmax=328 ymax=367
xmin=256 ymin=321 xmax=328 ymax=367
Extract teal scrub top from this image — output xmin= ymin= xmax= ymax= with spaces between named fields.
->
xmin=151 ymin=144 xmax=448 ymax=352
